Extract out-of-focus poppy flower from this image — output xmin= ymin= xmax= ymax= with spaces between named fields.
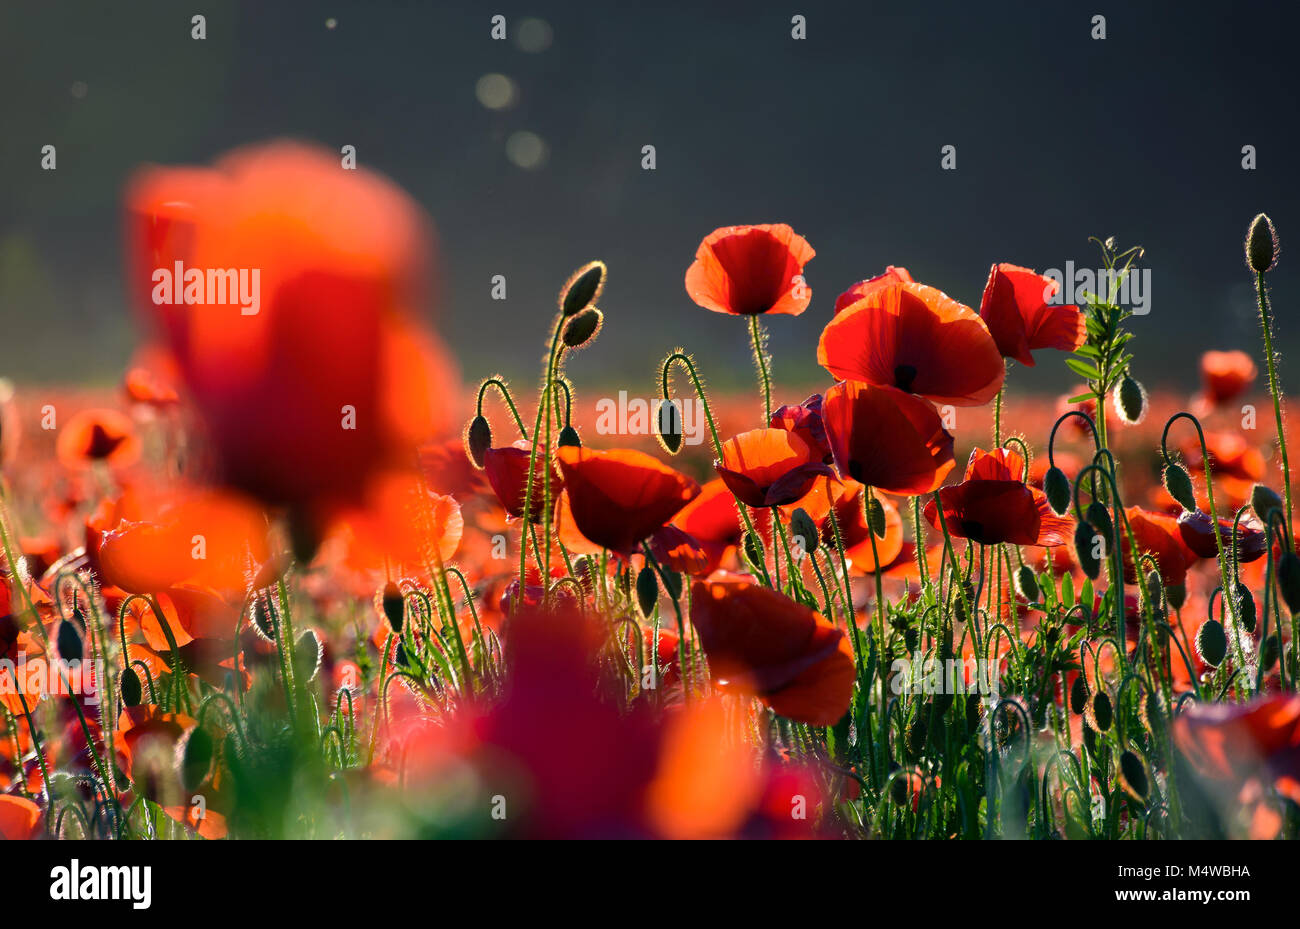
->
xmin=769 ymin=394 xmax=831 ymax=463
xmin=0 ymin=795 xmax=42 ymax=839
xmin=822 ymin=380 xmax=955 ymax=494
xmin=818 ymin=282 xmax=1004 ymax=407
xmin=684 ymin=223 xmax=814 ymax=317
xmin=803 ymin=478 xmax=904 ymax=572
xmin=924 ymin=447 xmax=1072 ymax=547
xmin=123 ymin=365 xmax=180 ymax=407
xmin=1200 ymin=350 xmax=1257 ymax=408
xmin=124 ymin=142 xmax=458 ymax=535
xmin=647 ymin=525 xmax=710 ymax=575
xmin=978 ymin=263 xmax=1085 ymax=366
xmin=56 ymin=409 xmax=141 ymax=469
xmin=833 ymin=266 xmax=912 ymax=314
xmin=1182 ymin=432 xmax=1266 ymax=491
xmin=1056 ymin=384 xmax=1115 ymax=439
xmin=715 ymin=428 xmax=833 ymax=508
xmin=334 ymin=472 xmax=463 ymax=577
xmin=1121 ymin=506 xmax=1198 ymax=585
xmin=483 ymin=440 xmax=562 ymax=523
xmin=1173 ymin=694 xmax=1300 ymax=806
xmin=669 ymin=478 xmax=741 ymax=574
xmin=1177 ymin=508 xmax=1266 ymax=562
xmin=690 ymin=573 xmax=854 ymax=725
xmin=555 ymin=447 xmax=700 ymax=556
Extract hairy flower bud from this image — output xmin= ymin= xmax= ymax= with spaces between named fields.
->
xmin=560 ymin=260 xmax=606 ymax=317
xmin=1044 ymin=466 xmax=1071 ymax=516
xmin=466 ymin=414 xmax=492 ymax=468
xmin=1246 ymin=213 xmax=1278 ymax=273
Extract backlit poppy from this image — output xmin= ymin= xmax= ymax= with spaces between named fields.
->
xmin=56 ymin=409 xmax=141 ymax=470
xmin=0 ymin=795 xmax=41 ymax=840
xmin=924 ymin=447 xmax=1072 ymax=547
xmin=1121 ymin=506 xmax=1198 ymax=585
xmin=1177 ymin=508 xmax=1266 ymax=562
xmin=483 ymin=440 xmax=563 ymax=523
xmin=822 ymin=380 xmax=956 ymax=494
xmin=647 ymin=525 xmax=711 ymax=575
xmin=769 ymin=394 xmax=831 ymax=463
xmin=715 ymin=428 xmax=833 ymax=508
xmin=818 ymin=281 xmax=1004 ymax=406
xmin=555 ymin=447 xmax=700 ymax=555
xmin=669 ymin=478 xmax=741 ymax=574
xmin=685 ymin=223 xmax=815 ymax=317
xmin=978 ymin=263 xmax=1086 ymax=366
xmin=1173 ymin=694 xmax=1300 ymax=805
xmin=1200 ymin=350 xmax=1257 ymax=407
xmin=834 ymin=266 xmax=912 ymax=314
xmin=690 ymin=572 xmax=854 ymax=725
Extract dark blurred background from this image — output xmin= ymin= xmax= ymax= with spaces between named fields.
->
xmin=1 ymin=0 xmax=1296 ymax=394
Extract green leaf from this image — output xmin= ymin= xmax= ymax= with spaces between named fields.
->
xmin=1067 ymin=391 xmax=1097 ymax=404
xmin=1066 ymin=358 xmax=1101 ymax=380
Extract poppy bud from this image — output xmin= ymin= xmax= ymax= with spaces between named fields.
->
xmin=178 ymin=726 xmax=214 ymax=792
xmin=866 ymin=495 xmax=887 ymax=538
xmin=465 ymin=414 xmax=492 ymax=468
xmin=1278 ymin=551 xmax=1300 ymax=614
xmin=1085 ymin=501 xmax=1114 ymax=545
xmin=1119 ymin=750 xmax=1149 ymax=801
xmin=1250 ymin=483 xmax=1284 ymax=522
xmin=382 ymin=582 xmax=405 ymax=634
xmin=1261 ymin=633 xmax=1280 ymax=671
xmin=1145 ymin=569 xmax=1163 ymax=606
xmin=1016 ymin=565 xmax=1039 ymax=602
xmin=655 ymin=400 xmax=683 ymax=454
xmin=1091 ymin=691 xmax=1113 ymax=732
xmin=562 ymin=307 xmax=603 ymax=347
xmin=789 ymin=508 xmax=819 ymax=556
xmin=572 ymin=555 xmax=596 ymax=593
xmin=1114 ymin=374 xmax=1147 ymax=425
xmin=889 ymin=766 xmax=909 ymax=806
xmin=1069 ymin=675 xmax=1087 ymax=715
xmin=295 ymin=629 xmax=323 ymax=683
xmin=742 ymin=533 xmax=765 ymax=572
xmin=557 ymin=424 xmax=581 ymax=448
xmin=560 ymin=260 xmax=606 ymax=317
xmin=1082 ymin=723 xmax=1098 ymax=756
xmin=1044 ymin=466 xmax=1071 ymax=516
xmin=57 ymin=619 xmax=83 ymax=663
xmin=1246 ymin=213 xmax=1278 ymax=273
xmin=119 ymin=665 xmax=143 ymax=707
xmin=1166 ymin=582 xmax=1187 ymax=610
xmin=392 ymin=640 xmax=410 ymax=667
xmin=1075 ymin=522 xmax=1102 ymax=579
xmin=1234 ymin=581 xmax=1257 ymax=634
xmin=1196 ymin=619 xmax=1227 ymax=667
xmin=252 ymin=597 xmax=278 ymax=642
xmin=965 ymin=693 xmax=982 ymax=732
xmin=1163 ymin=463 xmax=1197 ymax=512
xmin=905 ymin=715 xmax=927 ymax=759
xmin=636 ymin=566 xmax=658 ymax=618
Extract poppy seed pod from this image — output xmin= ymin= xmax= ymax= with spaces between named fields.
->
xmin=655 ymin=399 xmax=683 ymax=454
xmin=1246 ymin=213 xmax=1278 ymax=273
xmin=119 ymin=665 xmax=143 ymax=707
xmin=1119 ymin=750 xmax=1149 ymax=801
xmin=1278 ymin=551 xmax=1300 ymax=614
xmin=1163 ymin=463 xmax=1197 ymax=512
xmin=790 ymin=508 xmax=819 ymax=556
xmin=1016 ymin=565 xmax=1039 ymax=602
xmin=1044 ymin=466 xmax=1071 ymax=516
xmin=1250 ymin=483 xmax=1284 ymax=521
xmin=1085 ymin=501 xmax=1114 ymax=545
xmin=1196 ymin=618 xmax=1227 ymax=667
xmin=57 ymin=619 xmax=83 ymax=663
xmin=1075 ymin=522 xmax=1102 ymax=579
xmin=466 ymin=414 xmax=492 ymax=468
xmin=1115 ymin=374 xmax=1147 ymax=425
xmin=382 ymin=581 xmax=405 ymax=634
xmin=636 ymin=566 xmax=658 ymax=618
xmin=562 ymin=307 xmax=603 ymax=347
xmin=560 ymin=260 xmax=606 ymax=317
xmin=178 ymin=726 xmax=215 ymax=793
xmin=557 ymin=424 xmax=581 ymax=448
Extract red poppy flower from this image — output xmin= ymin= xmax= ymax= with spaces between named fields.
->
xmin=669 ymin=478 xmax=741 ymax=573
xmin=1173 ymin=694 xmax=1300 ymax=806
xmin=715 ymin=428 xmax=834 ymax=508
xmin=690 ymin=573 xmax=853 ymax=725
xmin=0 ymin=795 xmax=41 ymax=840
xmin=56 ymin=408 xmax=141 ymax=469
xmin=124 ymin=142 xmax=458 ymax=534
xmin=822 ymin=380 xmax=956 ymax=494
xmin=818 ymin=281 xmax=1004 ymax=406
xmin=555 ymin=447 xmax=700 ymax=555
xmin=978 ymin=263 xmax=1086 ymax=366
xmin=1121 ymin=507 xmax=1198 ymax=585
xmin=1177 ymin=508 xmax=1266 ymax=562
xmin=1200 ymin=350 xmax=1257 ymax=407
xmin=1182 ymin=432 xmax=1266 ymax=485
xmin=483 ymin=440 xmax=563 ymax=523
xmin=769 ymin=394 xmax=831 ymax=463
xmin=684 ymin=224 xmax=815 ymax=316
xmin=840 ymin=488 xmax=905 ymax=573
xmin=924 ymin=447 xmax=1071 ymax=547
xmin=834 ymin=266 xmax=912 ymax=314
xmin=647 ymin=525 xmax=711 ymax=575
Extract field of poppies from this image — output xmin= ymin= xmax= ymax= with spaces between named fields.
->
xmin=0 ymin=141 xmax=1295 ymax=842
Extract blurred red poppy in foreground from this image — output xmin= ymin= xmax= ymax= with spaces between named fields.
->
xmin=690 ymin=572 xmax=854 ymax=725
xmin=685 ymin=223 xmax=815 ymax=317
xmin=715 ymin=428 xmax=833 ymax=508
xmin=978 ymin=263 xmax=1085 ymax=366
xmin=0 ymin=795 xmax=42 ymax=840
xmin=819 ymin=281 xmax=1004 ymax=406
xmin=555 ymin=447 xmax=700 ymax=555
xmin=1199 ymin=350 xmax=1257 ymax=407
xmin=124 ymin=141 xmax=457 ymax=536
xmin=925 ymin=447 xmax=1071 ymax=546
xmin=1173 ymin=694 xmax=1300 ymax=805
xmin=822 ymin=380 xmax=955 ymax=494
